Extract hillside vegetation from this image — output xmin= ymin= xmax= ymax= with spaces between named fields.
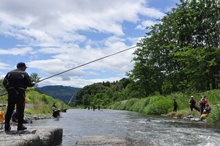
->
xmin=0 ymin=80 xmax=70 ymax=116
xmin=37 ymin=85 xmax=81 ymax=103
xmin=108 ymin=90 xmax=220 ymax=122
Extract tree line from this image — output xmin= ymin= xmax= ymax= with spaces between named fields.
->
xmin=127 ymin=0 xmax=220 ymax=97
xmin=74 ymin=0 xmax=220 ymax=106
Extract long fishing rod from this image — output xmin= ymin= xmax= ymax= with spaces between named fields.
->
xmin=0 ymin=45 xmax=137 ymax=97
xmin=38 ymin=45 xmax=137 ymax=83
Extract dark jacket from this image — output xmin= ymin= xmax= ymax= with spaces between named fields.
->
xmin=3 ymin=69 xmax=34 ymax=90
xmin=203 ymin=106 xmax=212 ymax=114
xmin=189 ymin=99 xmax=196 ymax=106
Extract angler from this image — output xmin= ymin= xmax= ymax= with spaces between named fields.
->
xmin=3 ymin=62 xmax=35 ymax=131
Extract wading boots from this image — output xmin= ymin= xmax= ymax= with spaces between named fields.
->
xmin=17 ymin=124 xmax=27 ymax=131
xmin=5 ymin=124 xmax=11 ymax=132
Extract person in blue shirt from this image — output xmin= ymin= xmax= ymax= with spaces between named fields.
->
xmin=12 ymin=110 xmax=32 ymax=123
xmin=12 ymin=110 xmax=18 ymax=122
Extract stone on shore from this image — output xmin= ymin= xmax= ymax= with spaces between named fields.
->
xmin=0 ymin=126 xmax=62 ymax=146
xmin=75 ymin=135 xmax=147 ymax=146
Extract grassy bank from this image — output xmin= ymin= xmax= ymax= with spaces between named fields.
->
xmin=108 ymin=89 xmax=220 ymax=123
xmin=0 ymin=88 xmax=71 ymax=116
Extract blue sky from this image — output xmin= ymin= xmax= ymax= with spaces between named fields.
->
xmin=0 ymin=0 xmax=180 ymax=88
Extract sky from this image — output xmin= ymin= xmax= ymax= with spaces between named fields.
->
xmin=0 ymin=0 xmax=180 ymax=88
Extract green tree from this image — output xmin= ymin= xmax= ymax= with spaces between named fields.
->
xmin=128 ymin=0 xmax=220 ymax=96
xmin=30 ymin=73 xmax=42 ymax=88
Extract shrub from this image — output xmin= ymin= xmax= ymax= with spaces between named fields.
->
xmin=207 ymin=106 xmax=220 ymax=124
xmin=41 ymin=94 xmax=49 ymax=104
xmin=125 ymin=98 xmax=138 ymax=110
xmin=143 ymin=99 xmax=172 ymax=115
xmin=129 ymin=98 xmax=150 ymax=113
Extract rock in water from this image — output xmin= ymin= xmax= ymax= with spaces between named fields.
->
xmin=76 ymin=135 xmax=147 ymax=146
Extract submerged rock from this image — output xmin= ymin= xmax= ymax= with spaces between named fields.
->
xmin=76 ymin=135 xmax=147 ymax=146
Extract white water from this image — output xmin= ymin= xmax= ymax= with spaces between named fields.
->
xmin=26 ymin=109 xmax=220 ymax=146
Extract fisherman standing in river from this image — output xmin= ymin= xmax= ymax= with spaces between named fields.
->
xmin=3 ymin=62 xmax=35 ymax=131
xmin=93 ymin=103 xmax=96 ymax=111
xmin=189 ymin=96 xmax=200 ymax=112
xmin=52 ymin=102 xmax=56 ymax=111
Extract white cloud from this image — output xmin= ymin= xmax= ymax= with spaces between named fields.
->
xmin=136 ymin=20 xmax=157 ymax=29
xmin=0 ymin=47 xmax=33 ymax=55
xmin=0 ymin=0 xmax=164 ymax=45
xmin=38 ymin=75 xmax=124 ymax=88
xmin=0 ymin=0 xmax=165 ymax=88
xmin=0 ymin=62 xmax=11 ymax=70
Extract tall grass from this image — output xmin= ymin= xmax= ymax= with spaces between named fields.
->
xmin=108 ymin=89 xmax=220 ymax=124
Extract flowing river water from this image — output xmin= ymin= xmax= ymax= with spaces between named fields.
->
xmin=27 ymin=109 xmax=220 ymax=146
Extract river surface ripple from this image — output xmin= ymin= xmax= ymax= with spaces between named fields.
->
xmin=27 ymin=109 xmax=220 ymax=146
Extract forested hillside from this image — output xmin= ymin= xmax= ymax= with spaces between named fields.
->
xmin=37 ymin=85 xmax=81 ymax=103
xmin=74 ymin=78 xmax=132 ymax=106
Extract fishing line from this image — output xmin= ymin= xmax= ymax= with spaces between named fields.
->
xmin=38 ymin=45 xmax=137 ymax=83
xmin=0 ymin=45 xmax=137 ymax=97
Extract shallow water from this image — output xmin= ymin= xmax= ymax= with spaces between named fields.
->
xmin=27 ymin=109 xmax=220 ymax=146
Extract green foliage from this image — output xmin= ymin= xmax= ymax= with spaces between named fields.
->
xmin=207 ymin=106 xmax=220 ymax=124
xmin=109 ymin=95 xmax=172 ymax=115
xmin=127 ymin=0 xmax=220 ymax=96
xmin=24 ymin=89 xmax=70 ymax=115
xmin=30 ymin=73 xmax=42 ymax=88
xmin=109 ymin=102 xmax=121 ymax=109
xmin=74 ymin=78 xmax=133 ymax=107
xmin=37 ymin=85 xmax=81 ymax=103
xmin=129 ymin=98 xmax=150 ymax=113
xmin=41 ymin=94 xmax=49 ymax=104
xmin=143 ymin=100 xmax=172 ymax=115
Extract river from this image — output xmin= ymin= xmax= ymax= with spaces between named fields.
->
xmin=26 ymin=109 xmax=220 ymax=146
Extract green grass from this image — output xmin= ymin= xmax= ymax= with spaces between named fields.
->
xmin=0 ymin=88 xmax=71 ymax=116
xmin=108 ymin=89 xmax=220 ymax=124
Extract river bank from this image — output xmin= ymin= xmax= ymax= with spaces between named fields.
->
xmin=107 ymin=90 xmax=220 ymax=123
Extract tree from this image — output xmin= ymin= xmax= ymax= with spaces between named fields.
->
xmin=30 ymin=73 xmax=42 ymax=88
xmin=128 ymin=0 xmax=220 ymax=96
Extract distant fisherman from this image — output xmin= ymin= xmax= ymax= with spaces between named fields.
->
xmin=189 ymin=96 xmax=200 ymax=112
xmin=199 ymin=96 xmax=207 ymax=115
xmin=200 ymin=103 xmax=212 ymax=120
xmin=93 ymin=103 xmax=96 ymax=111
xmin=173 ymin=99 xmax=178 ymax=112
xmin=52 ymin=102 xmax=56 ymax=111
xmin=3 ymin=62 xmax=35 ymax=131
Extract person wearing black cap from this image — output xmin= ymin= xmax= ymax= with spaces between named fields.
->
xmin=3 ymin=62 xmax=35 ymax=131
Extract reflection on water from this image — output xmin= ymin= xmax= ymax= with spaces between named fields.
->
xmin=27 ymin=109 xmax=220 ymax=146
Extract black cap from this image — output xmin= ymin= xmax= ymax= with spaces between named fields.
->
xmin=17 ymin=62 xmax=27 ymax=68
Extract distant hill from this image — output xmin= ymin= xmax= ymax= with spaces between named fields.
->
xmin=37 ymin=85 xmax=81 ymax=103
